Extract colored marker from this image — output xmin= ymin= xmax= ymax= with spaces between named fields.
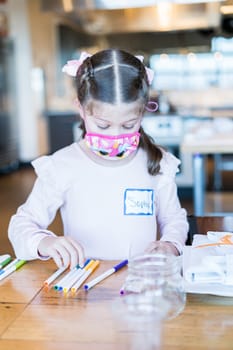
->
xmin=54 ymin=259 xmax=91 ymax=291
xmin=43 ymin=266 xmax=67 ymax=286
xmin=0 ymin=255 xmax=12 ymax=269
xmin=63 ymin=267 xmax=86 ymax=294
xmin=54 ymin=268 xmax=78 ymax=291
xmin=0 ymin=260 xmax=26 ymax=281
xmin=71 ymin=260 xmax=100 ymax=293
xmin=0 ymin=258 xmax=19 ymax=275
xmin=68 ymin=260 xmax=96 ymax=293
xmin=119 ymin=283 xmax=126 ymax=295
xmin=84 ymin=259 xmax=128 ymax=291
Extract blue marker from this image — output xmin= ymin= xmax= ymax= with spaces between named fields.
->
xmin=84 ymin=259 xmax=128 ymax=291
xmin=54 ymin=259 xmax=91 ymax=291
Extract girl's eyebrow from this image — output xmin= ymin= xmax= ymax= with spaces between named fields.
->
xmin=94 ymin=116 xmax=141 ymax=125
xmin=94 ymin=117 xmax=110 ymax=123
xmin=122 ymin=117 xmax=142 ymax=126
xmin=94 ymin=117 xmax=139 ymax=123
xmin=123 ymin=118 xmax=140 ymax=123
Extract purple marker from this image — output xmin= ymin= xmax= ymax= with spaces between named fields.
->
xmin=119 ymin=283 xmax=126 ymax=295
xmin=84 ymin=259 xmax=128 ymax=291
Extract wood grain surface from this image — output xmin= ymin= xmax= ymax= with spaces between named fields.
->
xmin=0 ymin=259 xmax=233 ymax=349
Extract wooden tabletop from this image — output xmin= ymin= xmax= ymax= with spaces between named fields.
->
xmin=0 ymin=259 xmax=233 ymax=350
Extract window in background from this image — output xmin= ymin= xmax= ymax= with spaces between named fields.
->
xmin=150 ymin=36 xmax=233 ymax=90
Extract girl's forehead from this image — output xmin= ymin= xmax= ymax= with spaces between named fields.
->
xmin=85 ymin=100 xmax=143 ymax=119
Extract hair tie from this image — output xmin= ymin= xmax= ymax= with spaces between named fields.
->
xmin=135 ymin=55 xmax=154 ymax=85
xmin=145 ymin=101 xmax=159 ymax=112
xmin=62 ymin=52 xmax=92 ymax=76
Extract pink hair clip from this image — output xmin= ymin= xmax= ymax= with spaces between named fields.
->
xmin=135 ymin=55 xmax=154 ymax=85
xmin=62 ymin=51 xmax=91 ymax=77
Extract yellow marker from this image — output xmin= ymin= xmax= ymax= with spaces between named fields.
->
xmin=63 ymin=260 xmax=96 ymax=294
xmin=83 ymin=259 xmax=96 ymax=271
xmin=71 ymin=260 xmax=100 ymax=293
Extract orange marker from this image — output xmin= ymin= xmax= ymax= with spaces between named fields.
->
xmin=43 ymin=266 xmax=67 ymax=287
xmin=195 ymin=234 xmax=233 ymax=249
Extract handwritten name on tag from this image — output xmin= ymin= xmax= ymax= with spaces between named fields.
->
xmin=124 ymin=189 xmax=154 ymax=215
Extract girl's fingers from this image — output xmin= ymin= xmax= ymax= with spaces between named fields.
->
xmin=57 ymin=245 xmax=71 ymax=268
xmin=39 ymin=236 xmax=85 ymax=269
xmin=58 ymin=238 xmax=79 ymax=269
xmin=144 ymin=241 xmax=159 ymax=253
xmin=52 ymin=237 xmax=85 ymax=269
xmin=66 ymin=237 xmax=85 ymax=268
xmin=144 ymin=241 xmax=179 ymax=256
xmin=50 ymin=248 xmax=64 ymax=268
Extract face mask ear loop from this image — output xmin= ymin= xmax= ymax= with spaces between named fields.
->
xmin=145 ymin=101 xmax=159 ymax=112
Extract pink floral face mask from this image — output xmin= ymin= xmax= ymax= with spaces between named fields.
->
xmin=84 ymin=132 xmax=140 ymax=158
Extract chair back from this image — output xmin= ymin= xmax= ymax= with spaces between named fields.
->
xmin=187 ymin=215 xmax=233 ymax=245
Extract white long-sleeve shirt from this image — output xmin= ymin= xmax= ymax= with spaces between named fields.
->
xmin=8 ymin=142 xmax=188 ymax=260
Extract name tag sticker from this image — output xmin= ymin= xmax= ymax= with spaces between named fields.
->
xmin=124 ymin=189 xmax=154 ymax=216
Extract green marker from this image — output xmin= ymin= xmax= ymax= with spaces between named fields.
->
xmin=0 ymin=255 xmax=12 ymax=269
xmin=0 ymin=259 xmax=26 ymax=281
xmin=15 ymin=260 xmax=26 ymax=270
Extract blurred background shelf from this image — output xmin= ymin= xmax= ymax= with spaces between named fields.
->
xmin=0 ymin=39 xmax=19 ymax=173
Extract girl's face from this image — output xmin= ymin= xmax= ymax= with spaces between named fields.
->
xmin=79 ymin=100 xmax=143 ymax=135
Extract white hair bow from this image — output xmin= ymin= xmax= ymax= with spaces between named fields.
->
xmin=62 ymin=52 xmax=91 ymax=77
xmin=135 ymin=55 xmax=154 ymax=85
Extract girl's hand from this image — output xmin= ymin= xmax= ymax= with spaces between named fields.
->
xmin=145 ymin=241 xmax=179 ymax=256
xmin=38 ymin=236 xmax=85 ymax=269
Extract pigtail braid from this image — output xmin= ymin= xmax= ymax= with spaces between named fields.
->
xmin=85 ymin=57 xmax=94 ymax=77
xmin=139 ymin=126 xmax=163 ymax=175
xmin=133 ymin=61 xmax=148 ymax=93
xmin=76 ymin=57 xmax=97 ymax=104
xmin=138 ymin=60 xmax=149 ymax=87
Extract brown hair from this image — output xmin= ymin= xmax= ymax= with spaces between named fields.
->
xmin=76 ymin=49 xmax=162 ymax=175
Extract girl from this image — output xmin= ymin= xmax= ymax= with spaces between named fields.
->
xmin=8 ymin=49 xmax=188 ymax=269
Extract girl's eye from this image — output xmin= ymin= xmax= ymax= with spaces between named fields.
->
xmin=123 ymin=124 xmax=135 ymax=130
xmin=97 ymin=124 xmax=110 ymax=130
